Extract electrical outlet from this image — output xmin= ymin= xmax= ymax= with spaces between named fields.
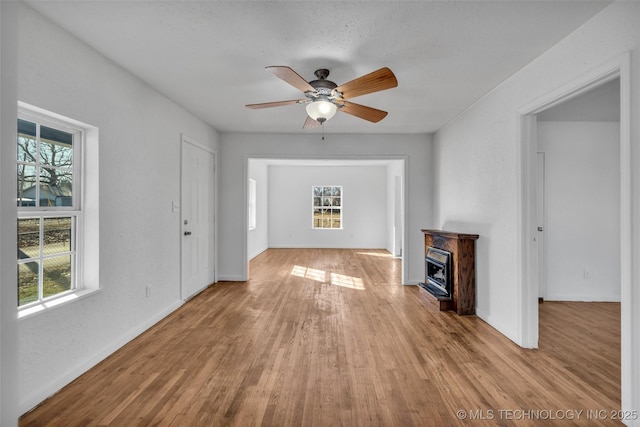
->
xmin=146 ymin=285 xmax=151 ymax=297
xmin=583 ymin=270 xmax=591 ymax=280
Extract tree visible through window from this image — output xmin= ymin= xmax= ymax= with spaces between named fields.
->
xmin=17 ymin=111 xmax=81 ymax=307
xmin=312 ymin=186 xmax=342 ymax=229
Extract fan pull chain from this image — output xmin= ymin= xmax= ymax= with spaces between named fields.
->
xmin=321 ymin=123 xmax=325 ymax=141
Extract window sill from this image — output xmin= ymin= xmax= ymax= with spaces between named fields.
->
xmin=18 ymin=288 xmax=102 ymax=320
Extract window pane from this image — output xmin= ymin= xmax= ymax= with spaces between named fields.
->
xmin=40 ymin=125 xmax=73 ymax=146
xmin=330 ymin=209 xmax=341 ymax=228
xmin=18 ymin=118 xmax=36 ymax=137
xmin=332 ymin=197 xmax=341 ymax=207
xmin=313 ymin=208 xmax=321 ymax=228
xmin=17 ymin=164 xmax=37 ymax=207
xmin=43 ymin=255 xmax=72 ymax=298
xmin=330 ymin=187 xmax=341 ymax=196
xmin=40 ymin=167 xmax=73 ymax=206
xmin=18 ymin=218 xmax=40 ymax=259
xmin=313 ymin=197 xmax=321 ymax=207
xmin=313 ymin=187 xmax=323 ymax=197
xmin=17 ymin=135 xmax=37 ymax=162
xmin=43 ymin=217 xmax=72 ymax=256
xmin=18 ymin=262 xmax=39 ymax=306
xmin=40 ymin=132 xmax=73 ymax=168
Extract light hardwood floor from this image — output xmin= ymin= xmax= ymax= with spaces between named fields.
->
xmin=20 ymin=249 xmax=621 ymax=426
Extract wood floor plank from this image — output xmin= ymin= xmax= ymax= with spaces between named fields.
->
xmin=20 ymin=249 xmax=622 ymax=426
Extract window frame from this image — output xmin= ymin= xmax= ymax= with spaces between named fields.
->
xmin=312 ymin=185 xmax=343 ymax=230
xmin=17 ymin=105 xmax=85 ymax=312
xmin=17 ymin=109 xmax=82 ymax=211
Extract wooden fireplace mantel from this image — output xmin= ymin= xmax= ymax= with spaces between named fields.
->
xmin=421 ymin=229 xmax=479 ymax=315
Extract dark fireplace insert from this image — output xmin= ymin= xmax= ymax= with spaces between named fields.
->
xmin=419 ymin=246 xmax=452 ymax=298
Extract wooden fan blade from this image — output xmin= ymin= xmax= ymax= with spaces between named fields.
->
xmin=266 ymin=66 xmax=316 ymax=93
xmin=303 ymin=116 xmax=322 ymax=129
xmin=245 ymin=99 xmax=306 ymax=109
xmin=334 ymin=67 xmax=398 ymax=100
xmin=339 ymin=101 xmax=388 ymax=123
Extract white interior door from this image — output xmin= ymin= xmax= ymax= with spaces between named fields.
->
xmin=536 ymin=152 xmax=546 ymax=299
xmin=181 ymin=138 xmax=215 ymax=301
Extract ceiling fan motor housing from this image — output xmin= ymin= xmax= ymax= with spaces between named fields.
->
xmin=309 ymin=80 xmax=337 ymax=95
xmin=306 ymin=68 xmax=337 ymax=97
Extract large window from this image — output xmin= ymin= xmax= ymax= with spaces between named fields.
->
xmin=17 ymin=109 xmax=82 ymax=308
xmin=312 ymin=186 xmax=342 ymax=229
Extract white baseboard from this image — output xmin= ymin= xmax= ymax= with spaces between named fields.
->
xmin=19 ymin=301 xmax=182 ymax=415
xmin=267 ymin=244 xmax=387 ymax=249
xmin=544 ymin=295 xmax=621 ymax=302
xmin=216 ymin=275 xmax=246 ymax=282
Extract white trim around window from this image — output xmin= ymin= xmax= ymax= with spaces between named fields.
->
xmin=17 ymin=102 xmax=100 ymax=319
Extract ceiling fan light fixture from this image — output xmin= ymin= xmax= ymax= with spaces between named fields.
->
xmin=306 ymin=98 xmax=337 ymax=123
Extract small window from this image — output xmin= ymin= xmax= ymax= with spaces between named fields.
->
xmin=312 ymin=186 xmax=342 ymax=229
xmin=248 ymin=179 xmax=257 ymax=230
xmin=17 ymin=109 xmax=82 ymax=308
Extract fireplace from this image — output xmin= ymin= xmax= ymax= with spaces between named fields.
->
xmin=421 ymin=230 xmax=478 ymax=315
xmin=420 ymin=246 xmax=451 ymax=298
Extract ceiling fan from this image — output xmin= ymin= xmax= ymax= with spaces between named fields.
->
xmin=246 ymin=66 xmax=398 ymax=129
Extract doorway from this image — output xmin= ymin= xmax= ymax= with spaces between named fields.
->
xmin=181 ymin=136 xmax=216 ymax=300
xmin=518 ymin=54 xmax=631 ymax=414
xmin=534 ymin=79 xmax=621 ymax=408
xmin=536 ymin=78 xmax=620 ymax=302
xmin=246 ymin=158 xmax=407 ymax=283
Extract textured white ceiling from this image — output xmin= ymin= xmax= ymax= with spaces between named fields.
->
xmin=24 ymin=1 xmax=612 ymax=135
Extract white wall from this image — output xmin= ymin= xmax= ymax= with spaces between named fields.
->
xmin=248 ymin=160 xmax=269 ymax=259
xmin=433 ymin=1 xmax=637 ymax=343
xmin=268 ymin=165 xmax=387 ymax=248
xmin=538 ymin=121 xmax=620 ymax=301
xmin=14 ymin=3 xmax=219 ymax=415
xmin=218 ymin=133 xmax=433 ymax=284
xmin=1 ymin=2 xmax=19 ymax=424
xmin=433 ymin=1 xmax=639 ymax=420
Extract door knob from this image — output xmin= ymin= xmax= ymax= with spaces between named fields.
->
xmin=184 ymin=231 xmax=192 ymax=236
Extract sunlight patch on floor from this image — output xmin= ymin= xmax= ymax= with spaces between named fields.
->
xmin=291 ymin=265 xmax=366 ymax=290
xmin=291 ymin=265 xmax=326 ymax=282
xmin=330 ymin=273 xmax=365 ymax=290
